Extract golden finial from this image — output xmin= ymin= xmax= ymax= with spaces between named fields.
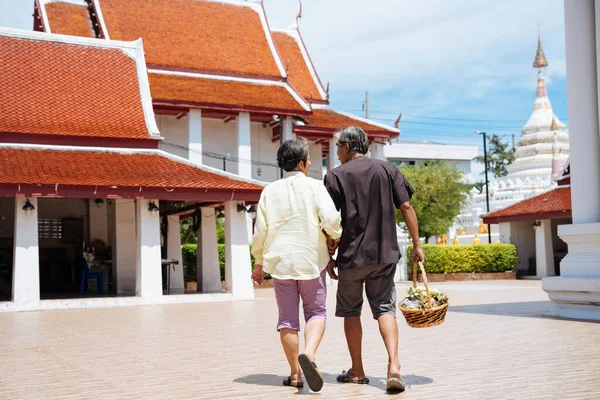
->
xmin=533 ymin=26 xmax=549 ymax=69
xmin=441 ymin=234 xmax=447 ymax=245
xmin=473 ymin=234 xmax=481 ymax=245
xmin=478 ymin=220 xmax=488 ymax=234
xmin=550 ymin=116 xmax=557 ymax=131
xmin=296 ymin=0 xmax=303 ymax=24
xmin=459 ymin=227 xmax=466 ymax=236
xmin=453 ymin=236 xmax=461 ymax=246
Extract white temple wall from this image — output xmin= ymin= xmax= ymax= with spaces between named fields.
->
xmin=509 ymin=220 xmax=536 ymax=273
xmin=250 ymin=122 xmax=280 ymax=182
xmin=156 ymin=115 xmax=188 ymax=159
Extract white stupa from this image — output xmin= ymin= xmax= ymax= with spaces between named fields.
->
xmin=452 ymin=33 xmax=570 ymax=242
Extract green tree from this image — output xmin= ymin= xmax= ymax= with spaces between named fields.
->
xmin=397 ymin=162 xmax=468 ymax=243
xmin=475 ymin=133 xmax=515 ymax=178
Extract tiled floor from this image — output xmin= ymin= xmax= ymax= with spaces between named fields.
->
xmin=0 ymin=280 xmax=599 ymax=399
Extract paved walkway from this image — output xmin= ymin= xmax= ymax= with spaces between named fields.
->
xmin=0 ymin=280 xmax=599 ymax=399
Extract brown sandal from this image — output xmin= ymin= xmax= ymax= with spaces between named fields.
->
xmin=336 ymin=368 xmax=369 ymax=384
xmin=298 ymin=354 xmax=324 ymax=392
xmin=386 ymin=377 xmax=406 ymax=392
xmin=283 ymin=376 xmax=304 ymax=388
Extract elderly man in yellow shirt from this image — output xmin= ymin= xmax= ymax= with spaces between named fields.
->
xmin=251 ymin=139 xmax=342 ymax=393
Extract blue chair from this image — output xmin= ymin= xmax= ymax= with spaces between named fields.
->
xmin=80 ymin=257 xmax=103 ymax=295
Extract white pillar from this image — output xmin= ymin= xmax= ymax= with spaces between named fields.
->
xmin=534 ymin=220 xmax=555 ymax=278
xmin=327 ymin=137 xmax=340 ymax=172
xmin=12 ymin=198 xmax=40 ymax=309
xmin=188 ymin=109 xmax=203 ymax=164
xmin=370 ymin=142 xmax=385 ymax=160
xmin=308 ymin=141 xmax=323 ymax=180
xmin=89 ymin=199 xmax=108 ymax=244
xmin=114 ymin=199 xmax=137 ymax=295
xmin=166 ymin=215 xmax=184 ymax=292
xmin=237 ymin=112 xmax=252 ymax=179
xmin=224 ymin=201 xmax=254 ymax=299
xmin=282 ymin=116 xmax=295 ymax=141
xmin=197 ymin=207 xmax=221 ymax=293
xmin=542 ymin=0 xmax=600 ymax=320
xmin=135 ymin=200 xmax=163 ymax=298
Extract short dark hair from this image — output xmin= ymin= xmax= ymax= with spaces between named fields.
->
xmin=336 ymin=126 xmax=369 ymax=154
xmin=277 ymin=139 xmax=309 ymax=172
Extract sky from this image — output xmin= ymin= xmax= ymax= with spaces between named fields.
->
xmin=0 ymin=0 xmax=568 ymax=177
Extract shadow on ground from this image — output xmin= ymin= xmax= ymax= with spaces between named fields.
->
xmin=449 ymin=301 xmax=600 ymax=323
xmin=234 ymin=372 xmax=433 ymax=394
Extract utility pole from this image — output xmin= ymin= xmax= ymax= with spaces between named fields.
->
xmin=365 ymin=91 xmax=370 ymax=119
xmin=475 ymin=131 xmax=492 ymax=244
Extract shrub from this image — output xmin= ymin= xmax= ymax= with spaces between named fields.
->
xmin=407 ymin=244 xmax=517 ymax=274
xmin=181 ymin=243 xmax=262 ymax=282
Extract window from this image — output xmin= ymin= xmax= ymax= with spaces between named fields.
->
xmin=39 ymin=218 xmax=62 ymax=239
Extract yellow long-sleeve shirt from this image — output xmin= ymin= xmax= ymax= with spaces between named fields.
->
xmin=251 ymin=171 xmax=342 ymax=280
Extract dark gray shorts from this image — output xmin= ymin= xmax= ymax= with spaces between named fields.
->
xmin=335 ymin=263 xmax=397 ymax=319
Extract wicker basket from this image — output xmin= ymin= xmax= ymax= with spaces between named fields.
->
xmin=399 ymin=262 xmax=448 ymax=328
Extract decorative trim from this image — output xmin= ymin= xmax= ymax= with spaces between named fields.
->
xmin=311 ymin=104 xmax=399 ymax=133
xmin=38 ymin=0 xmax=52 ymax=33
xmin=152 ymin=100 xmax=311 ymax=116
xmin=43 ymin=0 xmax=87 ymax=6
xmin=146 ymin=64 xmax=285 ymax=82
xmin=0 ymin=27 xmax=136 ymax=50
xmin=0 ymin=132 xmax=160 ymax=148
xmin=133 ymin=39 xmax=161 ymax=138
xmin=90 ymin=0 xmax=110 ymax=39
xmin=272 ymin=28 xmax=327 ymax=100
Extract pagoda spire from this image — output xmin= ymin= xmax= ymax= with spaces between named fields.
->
xmin=533 ymin=28 xmax=549 ymax=69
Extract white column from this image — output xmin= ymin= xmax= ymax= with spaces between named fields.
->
xmin=135 ymin=200 xmax=163 ymax=298
xmin=114 ymin=199 xmax=137 ymax=295
xmin=188 ymin=109 xmax=203 ymax=164
xmin=237 ymin=112 xmax=252 ymax=179
xmin=327 ymin=137 xmax=340 ymax=172
xmin=12 ymin=198 xmax=40 ymax=310
xmin=370 ymin=142 xmax=385 ymax=160
xmin=308 ymin=141 xmax=323 ymax=180
xmin=282 ymin=116 xmax=295 ymax=141
xmin=89 ymin=199 xmax=108 ymax=244
xmin=534 ymin=220 xmax=555 ymax=278
xmin=197 ymin=207 xmax=221 ymax=293
xmin=542 ymin=0 xmax=600 ymax=320
xmin=166 ymin=215 xmax=184 ymax=292
xmin=224 ymin=201 xmax=254 ymax=299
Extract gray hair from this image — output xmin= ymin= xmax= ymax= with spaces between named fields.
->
xmin=336 ymin=126 xmax=369 ymax=155
xmin=277 ymin=139 xmax=309 ymax=172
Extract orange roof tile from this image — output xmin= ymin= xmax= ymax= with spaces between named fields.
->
xmin=0 ymin=34 xmax=151 ymax=140
xmin=99 ymin=0 xmax=283 ymax=77
xmin=149 ymin=73 xmax=309 ymax=114
xmin=272 ymin=32 xmax=325 ymax=101
xmin=0 ymin=148 xmax=262 ymax=192
xmin=298 ymin=107 xmax=398 ymax=138
xmin=45 ymin=2 xmax=94 ymax=38
xmin=483 ymin=187 xmax=571 ymax=224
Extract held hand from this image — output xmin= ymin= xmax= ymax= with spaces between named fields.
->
xmin=325 ymin=235 xmax=339 ymax=256
xmin=412 ymin=245 xmax=425 ymax=264
xmin=251 ymin=265 xmax=266 ymax=286
xmin=326 ymin=258 xmax=338 ymax=280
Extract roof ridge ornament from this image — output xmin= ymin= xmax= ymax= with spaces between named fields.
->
xmin=325 ymin=81 xmax=330 ymax=101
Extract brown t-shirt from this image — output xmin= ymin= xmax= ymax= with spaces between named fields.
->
xmin=324 ymin=156 xmax=414 ymax=269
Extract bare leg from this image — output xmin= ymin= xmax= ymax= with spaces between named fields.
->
xmin=303 ymin=318 xmax=326 ymax=360
xmin=344 ymin=316 xmax=366 ymax=380
xmin=280 ymin=328 xmax=302 ymax=382
xmin=377 ymin=315 xmax=401 ymax=378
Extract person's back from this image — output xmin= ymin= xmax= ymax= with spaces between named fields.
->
xmin=325 ymin=156 xmax=406 ymax=269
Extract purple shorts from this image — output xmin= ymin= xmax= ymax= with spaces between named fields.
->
xmin=273 ymin=269 xmax=327 ymax=331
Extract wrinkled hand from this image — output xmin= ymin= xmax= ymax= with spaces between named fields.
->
xmin=326 ymin=235 xmax=339 ymax=256
xmin=251 ymin=265 xmax=266 ymax=286
xmin=412 ymin=245 xmax=425 ymax=264
xmin=326 ymin=258 xmax=338 ymax=280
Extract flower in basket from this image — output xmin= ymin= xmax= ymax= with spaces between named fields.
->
xmin=83 ymin=251 xmax=95 ymax=264
xmin=400 ymin=286 xmax=448 ymax=314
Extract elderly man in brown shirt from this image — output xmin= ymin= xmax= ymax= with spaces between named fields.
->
xmin=324 ymin=126 xmax=424 ymax=393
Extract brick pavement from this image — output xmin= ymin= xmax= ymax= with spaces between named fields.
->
xmin=0 ymin=280 xmax=599 ymax=399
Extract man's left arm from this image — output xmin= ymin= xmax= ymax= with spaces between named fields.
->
xmin=391 ymin=167 xmax=424 ymax=263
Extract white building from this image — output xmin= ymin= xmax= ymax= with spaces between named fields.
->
xmin=454 ymin=34 xmax=569 ymax=246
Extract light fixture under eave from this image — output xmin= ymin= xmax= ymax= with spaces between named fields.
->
xmin=247 ymin=205 xmax=257 ymax=220
xmin=22 ymin=198 xmax=35 ymax=215
xmin=148 ymin=201 xmax=160 ymax=216
xmin=216 ymin=211 xmax=225 ymax=224
xmin=237 ymin=204 xmax=247 ymax=213
xmin=95 ymin=198 xmax=105 ymax=208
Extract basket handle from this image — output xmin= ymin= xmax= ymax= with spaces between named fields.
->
xmin=412 ymin=261 xmax=433 ymax=308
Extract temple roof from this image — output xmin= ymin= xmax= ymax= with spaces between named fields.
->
xmin=0 ymin=29 xmax=159 ymax=142
xmin=149 ymin=72 xmax=311 ymax=115
xmin=295 ymin=105 xmax=399 ymax=139
xmin=483 ymin=187 xmax=571 ymax=224
xmin=41 ymin=0 xmax=95 ymax=37
xmin=272 ymin=29 xmax=327 ymax=101
xmin=0 ymin=145 xmax=264 ymax=201
xmin=92 ymin=0 xmax=286 ymax=78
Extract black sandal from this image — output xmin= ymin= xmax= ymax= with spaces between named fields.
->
xmin=283 ymin=376 xmax=304 ymax=388
xmin=336 ymin=368 xmax=369 ymax=384
xmin=298 ymin=354 xmax=324 ymax=392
